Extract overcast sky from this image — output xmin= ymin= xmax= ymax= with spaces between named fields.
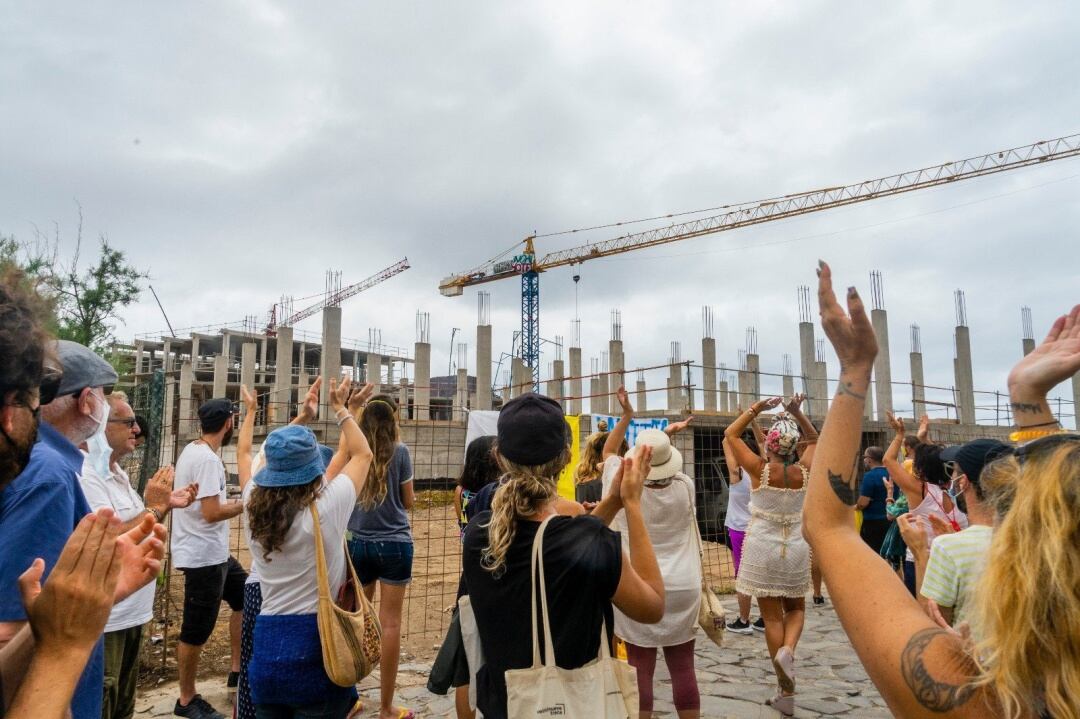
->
xmin=3 ymin=1 xmax=1079 ymax=425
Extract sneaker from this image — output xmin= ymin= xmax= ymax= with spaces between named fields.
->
xmin=752 ymin=617 xmax=766 ymax=632
xmin=726 ymin=618 xmax=753 ymax=635
xmin=174 ymin=695 xmax=226 ymax=719
xmin=813 ymin=595 xmax=826 ymax=606
xmin=226 ymin=671 xmax=239 ymax=689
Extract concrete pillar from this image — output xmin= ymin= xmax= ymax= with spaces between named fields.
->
xmin=865 ymin=381 xmax=875 ymax=420
xmin=386 ymin=358 xmax=395 ymax=388
xmin=568 ymin=348 xmax=583 ymax=416
xmin=719 ymin=380 xmax=729 ymax=412
xmin=799 ymin=323 xmax=818 ymax=417
xmin=517 ymin=364 xmax=534 ymax=397
xmin=298 ymin=343 xmax=307 ymax=376
xmin=190 ymin=335 xmax=201 ymax=367
xmin=596 ymin=368 xmax=609 ymax=415
xmin=1022 ymin=338 xmax=1035 ymax=356
xmin=910 ymin=351 xmax=926 ymax=419
xmin=550 ymin=359 xmax=565 ymax=407
xmin=163 ymin=366 xmax=176 ymax=441
xmin=872 ymin=309 xmax=893 ymax=420
xmin=636 ymin=378 xmax=647 ymax=412
xmin=259 ymin=337 xmax=268 ymax=384
xmin=320 ymin=307 xmax=342 ymax=413
xmin=178 ymin=360 xmax=194 ymax=440
xmin=455 ymin=368 xmax=468 ymax=420
xmin=476 ymin=324 xmax=492 ymax=410
xmin=273 ymin=327 xmax=294 ymax=425
xmin=702 ymin=338 xmax=717 ymax=411
xmin=746 ymin=353 xmax=760 ymax=405
xmin=812 ymin=360 xmax=828 ymax=419
xmin=297 ymin=370 xmax=309 ymax=422
xmin=162 ymin=340 xmax=173 ymax=373
xmin=667 ymin=364 xmax=684 ymax=412
xmin=241 ymin=342 xmax=256 ymax=391
xmin=589 ymin=375 xmax=601 ymax=415
xmin=510 ymin=358 xmax=525 ymax=399
xmin=366 ymin=352 xmax=382 ymax=394
xmin=954 ymin=326 xmax=976 ymax=425
xmin=736 ymin=368 xmax=748 ymax=410
xmin=135 ymin=341 xmax=145 ymax=375
xmin=1072 ymin=374 xmax=1080 ymax=431
xmin=413 ymin=342 xmax=431 ymax=420
xmin=609 ymin=339 xmax=624 ymax=399
xmin=398 ymin=378 xmax=409 ymax=414
xmin=222 ymin=333 xmax=232 ymax=363
xmin=212 ymin=354 xmax=228 ymax=398
xmin=782 ymin=373 xmax=794 ymax=400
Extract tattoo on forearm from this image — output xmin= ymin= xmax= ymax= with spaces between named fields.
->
xmin=1010 ymin=401 xmax=1045 ymax=414
xmin=828 ymin=469 xmax=858 ymax=506
xmin=836 ymin=382 xmax=866 ymax=402
xmin=901 ymin=628 xmax=977 ymax=712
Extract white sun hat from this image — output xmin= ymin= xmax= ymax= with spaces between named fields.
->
xmin=633 ymin=428 xmax=683 ymax=481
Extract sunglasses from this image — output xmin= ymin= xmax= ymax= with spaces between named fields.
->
xmin=1014 ymin=433 xmax=1080 ymax=465
xmin=108 ymin=418 xmax=139 ymax=429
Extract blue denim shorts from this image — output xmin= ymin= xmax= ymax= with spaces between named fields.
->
xmin=346 ymin=535 xmax=414 ymax=586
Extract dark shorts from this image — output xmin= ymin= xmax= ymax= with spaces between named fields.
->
xmin=859 ymin=518 xmax=890 ymax=555
xmin=179 ymin=556 xmax=247 ymax=645
xmin=347 ymin=536 xmax=413 ymax=586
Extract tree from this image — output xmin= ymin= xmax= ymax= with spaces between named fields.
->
xmin=1 ymin=207 xmax=146 ymax=352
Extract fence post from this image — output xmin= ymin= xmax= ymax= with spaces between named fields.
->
xmin=137 ymin=369 xmax=166 ymax=493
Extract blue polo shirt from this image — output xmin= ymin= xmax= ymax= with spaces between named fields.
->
xmin=859 ymin=466 xmax=890 ymax=521
xmin=0 ymin=421 xmax=104 ymax=719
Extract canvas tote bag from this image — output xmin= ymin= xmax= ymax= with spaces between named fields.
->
xmin=505 ymin=516 xmax=638 ymax=718
xmin=311 ymin=502 xmax=382 ymax=686
xmin=680 ymin=478 xmax=725 ymax=647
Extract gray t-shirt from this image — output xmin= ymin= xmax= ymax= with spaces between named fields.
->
xmin=347 ymin=443 xmax=413 ymax=543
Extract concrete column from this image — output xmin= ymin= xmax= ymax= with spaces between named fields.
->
xmin=589 ymin=375 xmax=601 ymax=415
xmin=386 ymin=358 xmax=395 ymax=388
xmin=320 ymin=307 xmax=342 ymax=411
xmin=259 ymin=337 xmax=268 ymax=384
xmin=222 ymin=333 xmax=232 ymax=363
xmin=178 ymin=360 xmax=194 ymax=440
xmin=568 ymin=348 xmax=583 ymax=416
xmin=702 ymin=338 xmax=717 ymax=411
xmin=865 ymin=382 xmax=875 ymax=420
xmin=910 ymin=352 xmax=926 ymax=419
xmin=163 ymin=367 xmax=176 ymax=441
xmin=782 ymin=373 xmax=794 ymax=400
xmin=398 ymin=378 xmax=409 ymax=414
xmin=719 ymin=380 xmax=729 ymax=412
xmin=298 ymin=343 xmax=307 ymax=376
xmin=476 ymin=324 xmax=492 ymax=410
xmin=746 ymin=353 xmax=760 ymax=404
xmin=212 ymin=354 xmax=228 ymax=398
xmin=596 ymin=368 xmax=609 ymax=415
xmin=1022 ymin=338 xmax=1035 ymax=356
xmin=812 ymin=360 xmax=828 ymax=419
xmin=516 ymin=363 xmax=533 ymax=397
xmin=736 ymin=368 xmax=748 ymax=410
xmin=667 ymin=364 xmax=684 ymax=412
xmin=134 ymin=341 xmax=145 ymax=375
xmin=636 ymin=378 xmax=647 ymax=412
xmin=954 ymin=326 xmax=976 ymax=425
xmin=550 ymin=359 xmax=565 ymax=407
xmin=510 ymin=358 xmax=525 ymax=399
xmin=872 ymin=309 xmax=894 ymax=420
xmin=241 ymin=342 xmax=256 ymax=392
xmin=455 ymin=368 xmax=468 ymax=420
xmin=609 ymin=340 xmax=624 ymax=397
xmin=1072 ymin=374 xmax=1080 ymax=431
xmin=799 ymin=323 xmax=818 ymax=417
xmin=273 ymin=327 xmax=294 ymax=425
xmin=297 ymin=370 xmax=309 ymax=422
xmin=190 ymin=335 xmax=201 ymax=367
xmin=162 ymin=340 xmax=173 ymax=373
xmin=366 ymin=352 xmax=382 ymax=394
xmin=413 ymin=342 xmax=431 ymax=420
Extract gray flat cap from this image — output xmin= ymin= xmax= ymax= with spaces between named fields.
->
xmin=54 ymin=340 xmax=118 ymax=396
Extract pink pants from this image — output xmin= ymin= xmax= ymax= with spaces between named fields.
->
xmin=625 ymin=639 xmax=700 ymax=712
xmin=728 ymin=527 xmax=746 ymax=577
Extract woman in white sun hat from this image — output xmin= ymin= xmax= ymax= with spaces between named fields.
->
xmin=602 ymin=427 xmax=702 ymax=719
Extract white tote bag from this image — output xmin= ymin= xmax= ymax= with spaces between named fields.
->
xmin=505 ymin=516 xmax=639 ymax=718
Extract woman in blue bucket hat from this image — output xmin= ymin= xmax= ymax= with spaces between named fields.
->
xmin=244 ymin=376 xmax=375 ymax=719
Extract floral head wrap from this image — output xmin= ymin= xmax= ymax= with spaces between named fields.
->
xmin=765 ymin=412 xmax=801 ymax=458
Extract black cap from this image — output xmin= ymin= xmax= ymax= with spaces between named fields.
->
xmin=497 ymin=392 xmax=566 ymax=465
xmin=198 ymin=398 xmax=234 ymax=430
xmin=940 ymin=438 xmax=1011 ymax=484
xmin=54 ymin=340 xmax=118 ymax=396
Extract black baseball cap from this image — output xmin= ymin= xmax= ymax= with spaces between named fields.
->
xmin=198 ymin=398 xmax=234 ymax=429
xmin=940 ymin=438 xmax=1011 ymax=484
xmin=54 ymin=340 xmax=118 ymax=396
xmin=497 ymin=392 xmax=567 ymax=465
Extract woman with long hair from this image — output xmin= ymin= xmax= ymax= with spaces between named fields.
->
xmin=883 ymin=412 xmax=967 ymax=595
xmin=461 ymin=392 xmax=665 ymax=719
xmin=346 ymin=394 xmax=415 ymax=719
xmin=574 ymin=431 xmax=615 ymax=504
xmin=243 ymin=377 xmax=374 ymax=719
xmin=804 ymin=262 xmax=1080 ymax=718
xmin=722 ymin=427 xmax=766 ymax=634
xmin=455 ymin=435 xmax=500 ymax=535
xmin=723 ymin=394 xmax=818 ymax=716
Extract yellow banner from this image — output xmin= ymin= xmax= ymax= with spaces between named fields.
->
xmin=557 ymin=415 xmax=581 ymax=500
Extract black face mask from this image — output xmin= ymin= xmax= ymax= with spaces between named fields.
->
xmin=0 ymin=408 xmax=39 ymax=491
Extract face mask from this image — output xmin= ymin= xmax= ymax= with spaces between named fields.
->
xmin=85 ymin=391 xmax=112 ymax=477
xmin=945 ymin=476 xmax=963 ymax=501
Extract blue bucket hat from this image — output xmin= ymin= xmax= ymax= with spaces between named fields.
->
xmin=318 ymin=444 xmax=335 ymax=471
xmin=253 ymin=425 xmax=325 ymax=487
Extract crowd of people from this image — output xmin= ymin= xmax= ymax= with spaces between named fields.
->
xmin=1 ymin=259 xmax=1079 ymax=719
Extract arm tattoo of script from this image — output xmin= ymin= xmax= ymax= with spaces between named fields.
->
xmin=901 ymin=628 xmax=977 ymax=712
xmin=1010 ymin=401 xmax=1044 ymax=414
xmin=828 ymin=469 xmax=858 ymax=506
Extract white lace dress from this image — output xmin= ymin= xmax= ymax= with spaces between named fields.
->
xmin=734 ymin=463 xmax=812 ymax=598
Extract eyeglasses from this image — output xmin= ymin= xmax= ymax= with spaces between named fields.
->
xmin=108 ymin=418 xmax=138 ymax=429
xmin=1014 ymin=433 xmax=1080 ymax=465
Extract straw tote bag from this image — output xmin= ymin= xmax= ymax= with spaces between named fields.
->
xmin=681 ymin=478 xmax=725 ymax=647
xmin=505 ymin=516 xmax=638 ymax=718
xmin=310 ymin=502 xmax=382 ymax=686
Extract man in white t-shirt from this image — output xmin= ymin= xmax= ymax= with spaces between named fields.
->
xmin=79 ymin=391 xmax=197 ymax=719
xmin=171 ymin=398 xmax=246 ymax=719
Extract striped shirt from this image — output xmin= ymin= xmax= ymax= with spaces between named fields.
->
xmin=920 ymin=524 xmax=993 ymax=626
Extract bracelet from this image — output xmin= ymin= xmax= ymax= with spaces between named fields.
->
xmin=1009 ymin=427 xmax=1065 ymax=443
xmin=148 ymin=507 xmax=165 ymax=522
xmin=334 ymin=408 xmax=349 ymax=420
xmin=336 ymin=414 xmax=354 ymax=427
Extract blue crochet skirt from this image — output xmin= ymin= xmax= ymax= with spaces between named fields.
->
xmin=247 ymin=613 xmax=358 ymax=707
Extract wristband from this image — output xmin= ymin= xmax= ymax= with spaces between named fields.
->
xmin=1009 ymin=428 xmax=1065 ymax=443
xmin=148 ymin=507 xmax=165 ymax=522
xmin=336 ymin=414 xmax=354 ymax=427
xmin=334 ymin=408 xmax=349 ymax=420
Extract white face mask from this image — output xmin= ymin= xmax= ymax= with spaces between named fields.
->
xmin=86 ymin=391 xmax=112 ymax=477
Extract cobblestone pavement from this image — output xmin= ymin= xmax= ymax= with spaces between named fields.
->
xmin=134 ymin=595 xmax=892 ymax=718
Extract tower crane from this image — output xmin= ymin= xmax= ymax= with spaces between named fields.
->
xmin=266 ymin=257 xmax=410 ymax=335
xmin=439 ymin=133 xmax=1080 ymax=391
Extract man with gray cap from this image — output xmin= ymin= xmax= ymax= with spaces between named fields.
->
xmin=0 ymin=339 xmax=118 ymax=719
xmin=171 ymin=398 xmax=245 ymax=719
xmin=919 ymin=437 xmax=1008 ymax=629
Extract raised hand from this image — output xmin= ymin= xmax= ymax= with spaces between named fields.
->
xmin=113 ymin=513 xmax=167 ymax=603
xmin=616 ymin=385 xmax=633 ymax=416
xmin=1008 ymin=304 xmax=1080 ymax=395
xmin=817 ymin=261 xmax=877 ymax=377
xmin=752 ymin=397 xmax=782 ymax=414
xmin=328 ymin=375 xmax=351 ymax=413
xmin=348 ymin=382 xmax=377 ymax=414
xmin=785 ymin=393 xmax=807 ymax=414
xmin=240 ymin=384 xmax=258 ymax=415
xmin=142 ymin=465 xmax=175 ymax=516
xmin=916 ymin=414 xmax=930 ymax=443
xmin=666 ymin=415 xmax=694 ymax=435
xmin=620 ymin=445 xmax=653 ymax=507
xmin=882 ymin=476 xmax=894 ymax=496
xmin=886 ymin=411 xmax=905 ymax=435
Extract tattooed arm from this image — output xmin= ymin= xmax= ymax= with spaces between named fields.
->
xmin=1007 ymin=304 xmax=1080 ymax=429
xmin=803 ymin=261 xmax=993 ymax=718
xmin=724 ymin=398 xmax=779 ymax=480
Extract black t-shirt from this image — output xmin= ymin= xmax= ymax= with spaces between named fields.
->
xmin=575 ymin=477 xmax=603 ymax=504
xmin=461 ymin=512 xmax=623 ymax=719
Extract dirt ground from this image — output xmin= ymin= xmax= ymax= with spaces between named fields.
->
xmin=138 ymin=490 xmax=736 ymax=687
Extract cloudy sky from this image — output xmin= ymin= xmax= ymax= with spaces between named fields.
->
xmin=3 ymin=1 xmax=1079 ymax=425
